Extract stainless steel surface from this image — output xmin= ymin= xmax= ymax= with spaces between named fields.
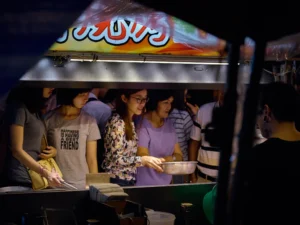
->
xmin=61 ymin=181 xmax=78 ymax=190
xmin=161 ymin=161 xmax=197 ymax=175
xmin=0 ymin=186 xmax=32 ymax=194
xmin=19 ymin=58 xmax=273 ymax=89
xmin=46 ymin=52 xmax=228 ymax=64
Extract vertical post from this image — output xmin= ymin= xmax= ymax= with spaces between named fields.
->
xmin=214 ymin=41 xmax=241 ymax=225
xmin=228 ymin=41 xmax=266 ymax=225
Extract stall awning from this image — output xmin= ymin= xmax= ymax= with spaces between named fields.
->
xmin=47 ymin=0 xmax=300 ymax=61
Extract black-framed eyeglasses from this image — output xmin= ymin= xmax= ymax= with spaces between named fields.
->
xmin=131 ymin=96 xmax=149 ymax=104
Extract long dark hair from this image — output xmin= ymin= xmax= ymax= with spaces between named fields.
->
xmin=172 ymin=90 xmax=186 ymax=111
xmin=115 ymin=89 xmax=144 ymax=141
xmin=6 ymin=87 xmax=47 ymax=114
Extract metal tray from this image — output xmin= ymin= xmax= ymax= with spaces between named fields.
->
xmin=161 ymin=161 xmax=197 ymax=175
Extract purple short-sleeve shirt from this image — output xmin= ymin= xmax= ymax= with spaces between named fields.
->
xmin=135 ymin=117 xmax=178 ymax=186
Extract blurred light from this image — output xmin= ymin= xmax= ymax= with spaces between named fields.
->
xmin=69 ymin=58 xmax=237 ymax=65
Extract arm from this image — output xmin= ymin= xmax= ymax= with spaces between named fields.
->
xmin=107 ymin=124 xmax=142 ymax=167
xmin=186 ymin=102 xmax=199 ymax=119
xmin=163 ymin=143 xmax=183 ymax=162
xmin=137 ymin=141 xmax=182 ymax=162
xmin=188 ymin=107 xmax=203 ymax=182
xmin=86 ymin=140 xmax=98 ymax=173
xmin=39 ymin=146 xmax=57 ymax=159
xmin=188 ymin=139 xmax=201 ymax=182
xmin=137 ymin=146 xmax=150 ymax=156
xmin=136 ymin=146 xmax=164 ymax=172
xmin=10 ymin=124 xmax=44 ymax=174
xmin=173 ymin=143 xmax=183 ymax=161
xmin=10 ymin=125 xmax=62 ymax=185
xmin=188 ymin=139 xmax=200 ymax=162
xmin=183 ymin=113 xmax=193 ymax=139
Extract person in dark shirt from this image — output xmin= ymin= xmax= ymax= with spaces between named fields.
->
xmin=243 ymin=82 xmax=300 ymax=225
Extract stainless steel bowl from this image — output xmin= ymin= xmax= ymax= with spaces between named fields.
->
xmin=161 ymin=161 xmax=198 ymax=175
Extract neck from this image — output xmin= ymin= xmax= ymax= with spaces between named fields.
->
xmin=59 ymin=105 xmax=81 ymax=117
xmin=218 ymin=100 xmax=223 ymax=107
xmin=270 ymin=121 xmax=300 ymax=141
xmin=126 ymin=110 xmax=134 ymax=122
xmin=91 ymin=89 xmax=100 ymax=98
xmin=149 ymin=111 xmax=164 ymax=127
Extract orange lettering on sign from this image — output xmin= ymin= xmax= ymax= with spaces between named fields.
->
xmin=57 ymin=19 xmax=170 ymax=47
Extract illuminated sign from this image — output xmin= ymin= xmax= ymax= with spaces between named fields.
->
xmin=57 ymin=19 xmax=170 ymax=47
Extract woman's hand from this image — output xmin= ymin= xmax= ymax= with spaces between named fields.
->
xmin=39 ymin=146 xmax=57 ymax=159
xmin=186 ymin=102 xmax=199 ymax=117
xmin=44 ymin=168 xmax=63 ymax=187
xmin=141 ymin=156 xmax=165 ymax=172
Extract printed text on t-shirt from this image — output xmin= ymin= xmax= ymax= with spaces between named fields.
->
xmin=60 ymin=129 xmax=79 ymax=150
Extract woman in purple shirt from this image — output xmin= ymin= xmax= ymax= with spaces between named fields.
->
xmin=136 ymin=90 xmax=183 ymax=186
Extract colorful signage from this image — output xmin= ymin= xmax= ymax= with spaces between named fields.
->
xmin=50 ymin=17 xmax=226 ymax=57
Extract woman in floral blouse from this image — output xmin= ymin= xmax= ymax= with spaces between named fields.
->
xmin=102 ymin=89 xmax=164 ymax=186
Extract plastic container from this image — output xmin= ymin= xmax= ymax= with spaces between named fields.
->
xmin=146 ymin=211 xmax=176 ymax=225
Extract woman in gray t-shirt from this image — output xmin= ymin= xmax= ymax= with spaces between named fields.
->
xmin=45 ymin=89 xmax=101 ymax=189
xmin=2 ymin=87 xmax=62 ymax=188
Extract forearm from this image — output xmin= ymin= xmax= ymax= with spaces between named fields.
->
xmin=87 ymin=159 xmax=98 ymax=173
xmin=12 ymin=149 xmax=46 ymax=176
xmin=164 ymin=154 xmax=182 ymax=162
xmin=188 ymin=140 xmax=200 ymax=161
xmin=173 ymin=152 xmax=183 ymax=161
xmin=163 ymin=156 xmax=173 ymax=162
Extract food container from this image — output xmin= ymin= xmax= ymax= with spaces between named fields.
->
xmin=146 ymin=211 xmax=175 ymax=225
xmin=161 ymin=161 xmax=197 ymax=175
xmin=86 ymin=173 xmax=111 ymax=186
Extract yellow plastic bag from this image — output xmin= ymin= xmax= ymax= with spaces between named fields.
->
xmin=28 ymin=158 xmax=63 ymax=190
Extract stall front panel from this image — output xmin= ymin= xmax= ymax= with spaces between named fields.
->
xmin=19 ymin=58 xmax=274 ymax=89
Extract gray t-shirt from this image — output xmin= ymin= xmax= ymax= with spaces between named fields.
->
xmin=45 ymin=110 xmax=100 ymax=189
xmin=5 ymin=102 xmax=45 ymax=185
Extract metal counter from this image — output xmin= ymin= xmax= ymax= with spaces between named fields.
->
xmin=0 ymin=183 xmax=214 ymax=225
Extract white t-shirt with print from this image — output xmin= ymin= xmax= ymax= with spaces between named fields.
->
xmin=45 ymin=110 xmax=101 ymax=189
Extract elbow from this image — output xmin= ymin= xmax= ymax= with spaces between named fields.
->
xmin=175 ymin=153 xmax=183 ymax=161
xmin=11 ymin=148 xmax=21 ymax=158
xmin=87 ymin=158 xmax=98 ymax=166
xmin=137 ymin=152 xmax=148 ymax=157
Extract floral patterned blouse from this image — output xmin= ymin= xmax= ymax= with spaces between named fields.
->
xmin=102 ymin=113 xmax=142 ymax=181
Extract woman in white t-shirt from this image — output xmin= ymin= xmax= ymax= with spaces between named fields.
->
xmin=45 ymin=88 xmax=100 ymax=189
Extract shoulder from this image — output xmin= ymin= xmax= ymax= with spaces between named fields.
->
xmin=4 ymin=102 xmax=28 ymax=121
xmin=253 ymin=138 xmax=277 ymax=149
xmin=165 ymin=118 xmax=176 ymax=128
xmin=85 ymin=100 xmax=111 ymax=111
xmin=199 ymin=102 xmax=216 ymax=111
xmin=178 ymin=110 xmax=191 ymax=119
xmin=44 ymin=109 xmax=57 ymax=121
xmin=108 ymin=113 xmax=125 ymax=127
xmin=7 ymin=101 xmax=26 ymax=112
xmin=251 ymin=139 xmax=276 ymax=158
xmin=169 ymin=108 xmax=179 ymax=115
xmin=80 ymin=110 xmax=98 ymax=123
xmin=97 ymin=101 xmax=112 ymax=111
xmin=135 ymin=115 xmax=150 ymax=129
xmin=169 ymin=109 xmax=181 ymax=119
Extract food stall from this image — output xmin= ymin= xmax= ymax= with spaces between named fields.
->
xmin=1 ymin=0 xmax=300 ymax=225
